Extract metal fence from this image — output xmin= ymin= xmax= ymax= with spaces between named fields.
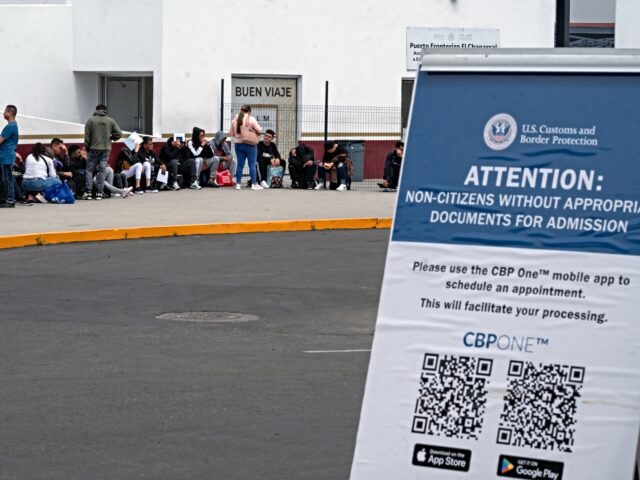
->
xmin=223 ymin=103 xmax=402 ymax=191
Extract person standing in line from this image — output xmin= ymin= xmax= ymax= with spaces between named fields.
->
xmin=231 ymin=105 xmax=263 ymax=190
xmin=0 ymin=105 xmax=19 ymax=208
xmin=83 ymin=104 xmax=122 ymax=200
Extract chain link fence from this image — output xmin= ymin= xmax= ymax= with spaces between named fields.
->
xmin=223 ymin=103 xmax=402 ymax=191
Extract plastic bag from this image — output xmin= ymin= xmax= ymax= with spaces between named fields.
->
xmin=43 ymin=182 xmax=75 ymax=204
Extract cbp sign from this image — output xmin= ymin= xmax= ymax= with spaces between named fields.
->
xmin=350 ymin=50 xmax=640 ymax=480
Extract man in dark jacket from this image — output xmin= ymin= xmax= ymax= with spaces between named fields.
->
xmin=379 ymin=141 xmax=404 ymax=191
xmin=288 ymin=143 xmax=315 ymax=189
xmin=256 ymin=129 xmax=285 ymax=188
xmin=316 ymin=141 xmax=348 ymax=191
xmin=83 ymin=104 xmax=122 ymax=200
xmin=159 ymin=137 xmax=182 ymax=190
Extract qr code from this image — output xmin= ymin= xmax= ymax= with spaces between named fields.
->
xmin=497 ymin=361 xmax=584 ymax=452
xmin=412 ymin=353 xmax=492 ymax=440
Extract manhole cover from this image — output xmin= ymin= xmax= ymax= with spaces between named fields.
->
xmin=156 ymin=312 xmax=259 ymax=324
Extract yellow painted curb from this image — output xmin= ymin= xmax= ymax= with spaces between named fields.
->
xmin=0 ymin=218 xmax=392 ymax=250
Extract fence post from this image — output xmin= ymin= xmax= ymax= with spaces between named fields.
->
xmin=324 ymin=81 xmax=329 ymax=142
xmin=220 ymin=78 xmax=225 ymax=130
xmin=555 ymin=0 xmax=570 ymax=47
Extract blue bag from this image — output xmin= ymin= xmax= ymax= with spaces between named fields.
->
xmin=43 ymin=182 xmax=75 ymax=204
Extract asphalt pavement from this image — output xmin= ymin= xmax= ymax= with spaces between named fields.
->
xmin=0 ymin=230 xmax=389 ymax=480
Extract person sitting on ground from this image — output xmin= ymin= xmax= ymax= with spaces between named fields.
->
xmin=205 ymin=131 xmax=237 ymax=187
xmin=48 ymin=138 xmax=77 ymax=193
xmin=187 ymin=127 xmax=213 ymax=189
xmin=159 ymin=137 xmax=183 ymax=191
xmin=115 ymin=142 xmax=150 ymax=196
xmin=288 ymin=143 xmax=315 ymax=189
xmin=21 ymin=142 xmax=62 ymax=203
xmin=257 ymin=129 xmax=285 ymax=189
xmin=68 ymin=145 xmax=88 ymax=197
xmin=378 ymin=141 xmax=404 ymax=191
xmin=134 ymin=136 xmax=160 ymax=193
xmin=316 ymin=141 xmax=348 ymax=191
xmin=98 ymin=165 xmax=133 ymax=199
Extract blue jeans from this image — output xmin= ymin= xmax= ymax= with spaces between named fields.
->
xmin=0 ymin=164 xmax=16 ymax=203
xmin=21 ymin=177 xmax=62 ymax=193
xmin=235 ymin=143 xmax=257 ymax=184
xmin=86 ymin=150 xmax=109 ymax=193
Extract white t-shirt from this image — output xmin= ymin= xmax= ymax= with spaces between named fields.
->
xmin=23 ymin=154 xmax=56 ymax=180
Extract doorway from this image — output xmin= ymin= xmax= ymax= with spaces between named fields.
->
xmin=100 ymin=76 xmax=153 ymax=134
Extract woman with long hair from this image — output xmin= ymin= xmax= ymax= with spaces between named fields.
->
xmin=21 ymin=142 xmax=62 ymax=202
xmin=230 ymin=105 xmax=263 ymax=190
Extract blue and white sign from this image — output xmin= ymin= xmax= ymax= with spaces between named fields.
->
xmin=351 ymin=53 xmax=640 ymax=480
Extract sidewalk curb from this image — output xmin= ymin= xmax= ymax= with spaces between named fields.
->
xmin=0 ymin=218 xmax=392 ymax=250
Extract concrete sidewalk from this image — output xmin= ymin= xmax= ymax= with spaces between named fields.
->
xmin=0 ymin=187 xmax=396 ymax=236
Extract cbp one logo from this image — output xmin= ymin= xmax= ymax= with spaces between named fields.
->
xmin=484 ymin=113 xmax=518 ymax=151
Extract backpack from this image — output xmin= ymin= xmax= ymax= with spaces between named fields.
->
xmin=267 ymin=165 xmax=284 ymax=188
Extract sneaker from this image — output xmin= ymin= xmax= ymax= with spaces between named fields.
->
xmin=147 ymin=187 xmax=159 ymax=193
xmin=95 ymin=193 xmax=103 ymax=200
xmin=134 ymin=188 xmax=144 ymax=195
xmin=314 ymin=183 xmax=325 ymax=190
xmin=171 ymin=181 xmax=180 ymax=191
xmin=189 ymin=180 xmax=202 ymax=190
xmin=113 ymin=193 xmax=122 ymax=198
xmin=235 ymin=183 xmax=241 ymax=190
xmin=16 ymin=200 xmax=32 ymax=206
xmin=260 ymin=180 xmax=270 ymax=189
xmin=336 ymin=184 xmax=347 ymax=192
xmin=81 ymin=192 xmax=92 ymax=200
xmin=250 ymin=184 xmax=264 ymax=191
xmin=122 ymin=187 xmax=133 ymax=198
xmin=0 ymin=202 xmax=15 ymax=208
xmin=35 ymin=193 xmax=48 ymax=203
xmin=207 ymin=178 xmax=219 ymax=188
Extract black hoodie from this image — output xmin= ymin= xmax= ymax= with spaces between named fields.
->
xmin=289 ymin=143 xmax=315 ymax=167
xmin=188 ymin=127 xmax=213 ymax=159
xmin=160 ymin=137 xmax=182 ymax=165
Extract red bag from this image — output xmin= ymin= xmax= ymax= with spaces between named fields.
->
xmin=216 ymin=169 xmax=234 ymax=187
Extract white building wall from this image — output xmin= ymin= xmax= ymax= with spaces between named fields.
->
xmin=615 ymin=0 xmax=640 ymax=47
xmin=571 ymin=0 xmax=615 ymax=23
xmin=72 ymin=0 xmax=162 ymax=72
xmin=0 ymin=5 xmax=93 ymax=132
xmin=160 ymin=0 xmax=556 ymax=134
xmin=2 ymin=0 xmax=557 ymax=136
